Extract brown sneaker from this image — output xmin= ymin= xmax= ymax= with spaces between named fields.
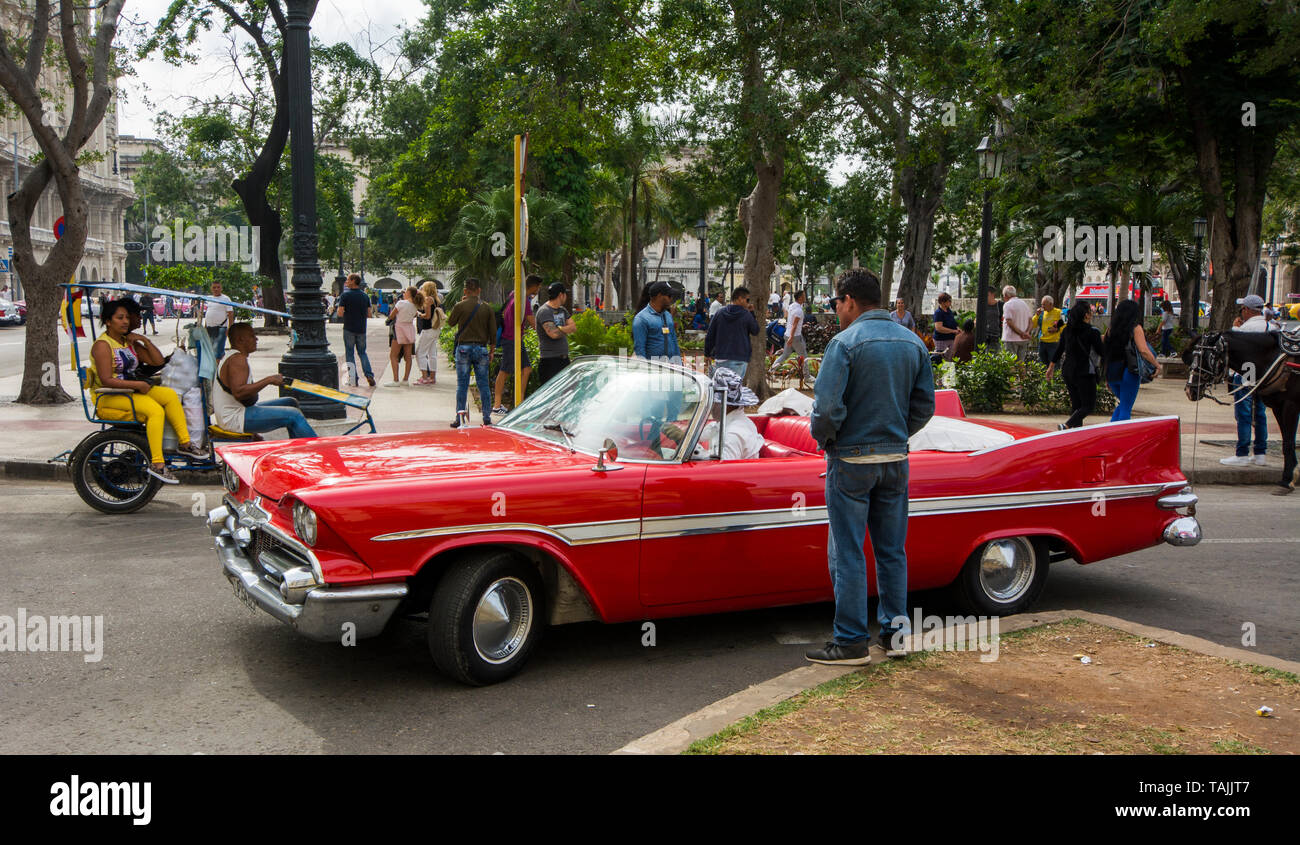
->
xmin=176 ymin=441 xmax=207 ymax=458
xmin=147 ymin=465 xmax=180 ymax=485
xmin=365 ymin=374 xmax=376 ymax=387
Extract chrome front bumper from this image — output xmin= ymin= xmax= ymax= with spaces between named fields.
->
xmin=208 ymin=503 xmax=407 ymax=642
xmin=1157 ymin=486 xmax=1201 ymax=547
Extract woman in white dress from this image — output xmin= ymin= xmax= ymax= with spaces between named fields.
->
xmin=415 ymin=282 xmax=445 ymax=385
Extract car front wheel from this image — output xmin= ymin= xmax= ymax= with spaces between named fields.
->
xmin=952 ymin=536 xmax=1048 ymax=616
xmin=428 ymin=551 xmax=546 ymax=685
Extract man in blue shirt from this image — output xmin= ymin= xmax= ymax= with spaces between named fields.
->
xmin=335 ymin=273 xmax=376 ymax=387
xmin=807 ymin=268 xmax=935 ymax=666
xmin=632 ymin=281 xmax=681 ymax=362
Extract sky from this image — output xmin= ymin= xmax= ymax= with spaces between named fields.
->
xmin=117 ymin=0 xmax=425 ymax=139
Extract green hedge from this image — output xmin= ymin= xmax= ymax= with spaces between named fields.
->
xmin=952 ymin=346 xmax=1117 ymax=416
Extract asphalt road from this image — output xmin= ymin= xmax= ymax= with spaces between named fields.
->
xmin=0 ymin=481 xmax=1294 ymax=754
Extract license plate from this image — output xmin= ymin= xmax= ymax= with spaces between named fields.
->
xmin=232 ymin=580 xmax=259 ymax=614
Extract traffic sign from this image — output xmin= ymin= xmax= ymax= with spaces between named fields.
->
xmin=53 ymin=216 xmax=65 ymax=240
xmin=0 ymin=259 xmax=9 ymax=272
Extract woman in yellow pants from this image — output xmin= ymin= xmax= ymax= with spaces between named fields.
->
xmin=91 ymin=299 xmax=206 ymax=484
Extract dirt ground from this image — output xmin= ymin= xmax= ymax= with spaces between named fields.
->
xmin=693 ymin=620 xmax=1300 ymax=754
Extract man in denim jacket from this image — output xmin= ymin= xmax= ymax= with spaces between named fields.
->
xmin=806 ymin=269 xmax=935 ymax=665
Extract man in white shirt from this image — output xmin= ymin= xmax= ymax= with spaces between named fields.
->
xmin=1221 ymin=294 xmax=1271 ymax=467
xmin=204 ymin=281 xmax=235 ymax=359
xmin=1000 ymin=285 xmax=1032 ymax=361
xmin=662 ymin=367 xmax=763 ymax=460
xmin=769 ymin=290 xmax=807 ymax=376
xmin=708 ymin=289 xmax=725 ymax=320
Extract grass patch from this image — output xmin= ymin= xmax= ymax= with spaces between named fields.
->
xmin=1211 ymin=739 xmax=1269 ymax=755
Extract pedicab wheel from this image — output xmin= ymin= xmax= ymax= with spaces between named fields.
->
xmin=428 ymin=551 xmax=545 ymax=686
xmin=70 ymin=429 xmax=162 ymax=514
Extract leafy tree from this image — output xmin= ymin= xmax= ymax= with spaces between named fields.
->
xmin=0 ymin=0 xmax=129 ymax=404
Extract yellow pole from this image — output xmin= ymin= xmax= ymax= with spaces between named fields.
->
xmin=513 ymin=134 xmax=524 ymax=407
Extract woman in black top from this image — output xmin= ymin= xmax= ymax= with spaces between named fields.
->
xmin=1046 ymin=300 xmax=1105 ymax=428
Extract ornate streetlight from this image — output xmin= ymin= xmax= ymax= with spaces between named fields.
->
xmin=1192 ymin=217 xmax=1207 ymax=331
xmin=278 ymin=0 xmax=342 ymax=418
xmin=973 ymin=134 xmax=1003 ymax=346
xmin=1268 ymin=237 xmax=1280 ymax=309
xmin=695 ymin=217 xmax=709 ymax=302
xmin=353 ymin=211 xmax=368 ymax=287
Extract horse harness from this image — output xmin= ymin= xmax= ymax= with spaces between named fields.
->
xmin=1191 ymin=328 xmax=1300 ymax=406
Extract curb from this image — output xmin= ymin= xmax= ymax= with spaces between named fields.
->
xmin=0 ymin=459 xmax=221 ymax=486
xmin=611 ymin=609 xmax=1300 ymax=755
xmin=1185 ymin=466 xmax=1288 ymax=486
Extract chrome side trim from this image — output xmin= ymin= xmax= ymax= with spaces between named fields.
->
xmin=368 ymin=483 xmax=1181 ymax=544
xmin=969 ymin=415 xmax=1183 ymax=456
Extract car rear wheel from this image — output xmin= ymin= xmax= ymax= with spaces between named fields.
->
xmin=952 ymin=536 xmax=1048 ymax=616
xmin=428 ymin=551 xmax=545 ymax=685
xmin=70 ymin=429 xmax=162 ymax=514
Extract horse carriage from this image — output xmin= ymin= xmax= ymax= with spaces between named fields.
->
xmin=53 ymin=282 xmax=374 ymax=514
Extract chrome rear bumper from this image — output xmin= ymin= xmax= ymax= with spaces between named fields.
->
xmin=209 ymin=503 xmax=407 ymax=642
xmin=1157 ymin=485 xmax=1201 ymax=547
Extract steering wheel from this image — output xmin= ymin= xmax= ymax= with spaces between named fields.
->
xmin=639 ymin=414 xmax=664 ymax=443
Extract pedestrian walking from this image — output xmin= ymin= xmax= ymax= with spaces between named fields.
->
xmin=1220 ymin=294 xmax=1270 ymax=467
xmin=337 ymin=273 xmax=377 ymax=387
xmin=806 ymin=269 xmax=935 ymax=665
xmin=446 ymin=278 xmax=496 ymax=427
xmin=1034 ymin=295 xmax=1063 ymax=364
xmin=1001 ymin=286 xmax=1032 ymax=361
xmin=203 ymin=281 xmax=234 ymax=359
xmin=705 ymin=286 xmax=760 ymax=379
xmin=139 ymin=292 xmax=157 ymax=334
xmin=414 ymin=281 xmax=445 ymax=385
xmin=1045 ymin=300 xmax=1105 ymax=428
xmin=770 ymin=290 xmax=808 ymax=376
xmin=931 ymin=292 xmax=959 ymax=357
xmin=386 ymin=286 xmax=421 ymax=386
xmin=1157 ymin=300 xmax=1176 ymax=357
xmin=536 ymin=282 xmax=576 ymax=385
xmin=1103 ymin=298 xmax=1160 ymax=421
xmin=492 ymin=275 xmax=540 ymax=414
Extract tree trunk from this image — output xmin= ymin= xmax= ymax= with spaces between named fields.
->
xmin=897 ymin=159 xmax=948 ymax=322
xmin=738 ymin=149 xmax=784 ymax=399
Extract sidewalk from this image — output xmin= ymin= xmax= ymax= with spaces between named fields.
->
xmin=0 ymin=323 xmax=1283 ymax=486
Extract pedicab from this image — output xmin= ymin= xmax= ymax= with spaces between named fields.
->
xmin=52 ymin=281 xmax=375 ymax=514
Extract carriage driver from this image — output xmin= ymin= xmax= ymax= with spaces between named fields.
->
xmin=661 ymin=367 xmax=763 ymax=460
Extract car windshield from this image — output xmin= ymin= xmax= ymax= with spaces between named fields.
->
xmin=500 ymin=357 xmax=709 ymax=462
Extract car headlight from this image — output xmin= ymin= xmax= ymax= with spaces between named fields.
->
xmin=293 ymin=502 xmax=317 ymax=546
xmin=222 ymin=463 xmax=241 ymax=494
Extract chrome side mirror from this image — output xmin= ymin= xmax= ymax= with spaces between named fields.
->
xmin=592 ymin=438 xmax=624 ymax=472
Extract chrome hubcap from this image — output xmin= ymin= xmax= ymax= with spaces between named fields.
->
xmin=472 ymin=577 xmax=533 ymax=664
xmin=978 ymin=537 xmax=1036 ymax=603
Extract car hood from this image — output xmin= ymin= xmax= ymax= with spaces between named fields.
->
xmin=241 ymin=426 xmax=586 ymax=501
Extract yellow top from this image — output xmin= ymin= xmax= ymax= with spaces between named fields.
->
xmin=1037 ymin=308 xmax=1064 ymax=343
xmin=85 ymin=332 xmax=137 ymax=390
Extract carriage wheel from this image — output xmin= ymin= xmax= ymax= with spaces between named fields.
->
xmin=70 ymin=429 xmax=162 ymax=514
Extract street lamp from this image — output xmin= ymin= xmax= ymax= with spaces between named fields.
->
xmin=973 ymin=134 xmax=1003 ymax=346
xmin=353 ymin=211 xmax=368 ymax=287
xmin=1192 ymin=217 xmax=1207 ymax=331
xmin=695 ymin=217 xmax=709 ymax=302
xmin=277 ymin=0 xmax=342 ymax=419
xmin=1268 ymin=237 xmax=1280 ymax=309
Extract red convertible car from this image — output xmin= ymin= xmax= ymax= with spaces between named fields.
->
xmin=209 ymin=356 xmax=1201 ymax=684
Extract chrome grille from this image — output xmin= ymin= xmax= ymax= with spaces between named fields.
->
xmin=252 ymin=529 xmax=312 ymax=584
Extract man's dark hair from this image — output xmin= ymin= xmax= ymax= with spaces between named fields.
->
xmin=794 ymin=290 xmax=806 ymax=302
xmin=524 ymin=273 xmax=543 ymax=290
xmin=228 ymin=322 xmax=255 ymax=345
xmin=938 ymin=292 xmax=952 ymax=304
xmin=834 ymin=268 xmax=882 ymax=307
xmin=346 ymin=272 xmax=362 ymax=286
xmin=732 ymin=287 xmax=750 ymax=301
xmin=961 ymin=319 xmax=975 ymax=333
xmin=465 ymin=278 xmax=481 ymax=292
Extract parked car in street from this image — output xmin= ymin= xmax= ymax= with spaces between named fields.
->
xmin=0 ymin=297 xmax=22 ymax=326
xmin=210 ymin=356 xmax=1202 ymax=685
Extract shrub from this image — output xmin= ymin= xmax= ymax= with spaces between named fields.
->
xmin=954 ymin=346 xmax=1019 ymax=412
xmin=803 ymin=319 xmax=840 ymax=355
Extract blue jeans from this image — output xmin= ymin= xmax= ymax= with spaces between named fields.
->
xmin=342 ymin=329 xmax=374 ymax=382
xmin=243 ymin=398 xmax=317 ymax=439
xmin=1107 ymin=363 xmax=1140 ymax=421
xmin=455 ymin=344 xmax=492 ymax=423
xmin=207 ymin=326 xmax=227 ymax=359
xmin=825 ymin=458 xmax=911 ymax=646
xmin=1159 ymin=329 xmax=1174 ymax=356
xmin=1231 ymin=375 xmax=1268 ymax=456
xmin=714 ymin=359 xmax=748 ymax=380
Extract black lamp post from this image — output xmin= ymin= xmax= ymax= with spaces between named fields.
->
xmin=1192 ymin=217 xmax=1207 ymax=331
xmin=278 ymin=0 xmax=342 ymax=419
xmin=695 ymin=217 xmax=709 ymax=302
xmin=973 ymin=134 xmax=1003 ymax=346
xmin=1268 ymin=237 xmax=1280 ymax=308
xmin=354 ymin=212 xmax=368 ymax=287
xmin=334 ymin=239 xmax=346 ymax=298
xmin=727 ymin=251 xmax=736 ymax=297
